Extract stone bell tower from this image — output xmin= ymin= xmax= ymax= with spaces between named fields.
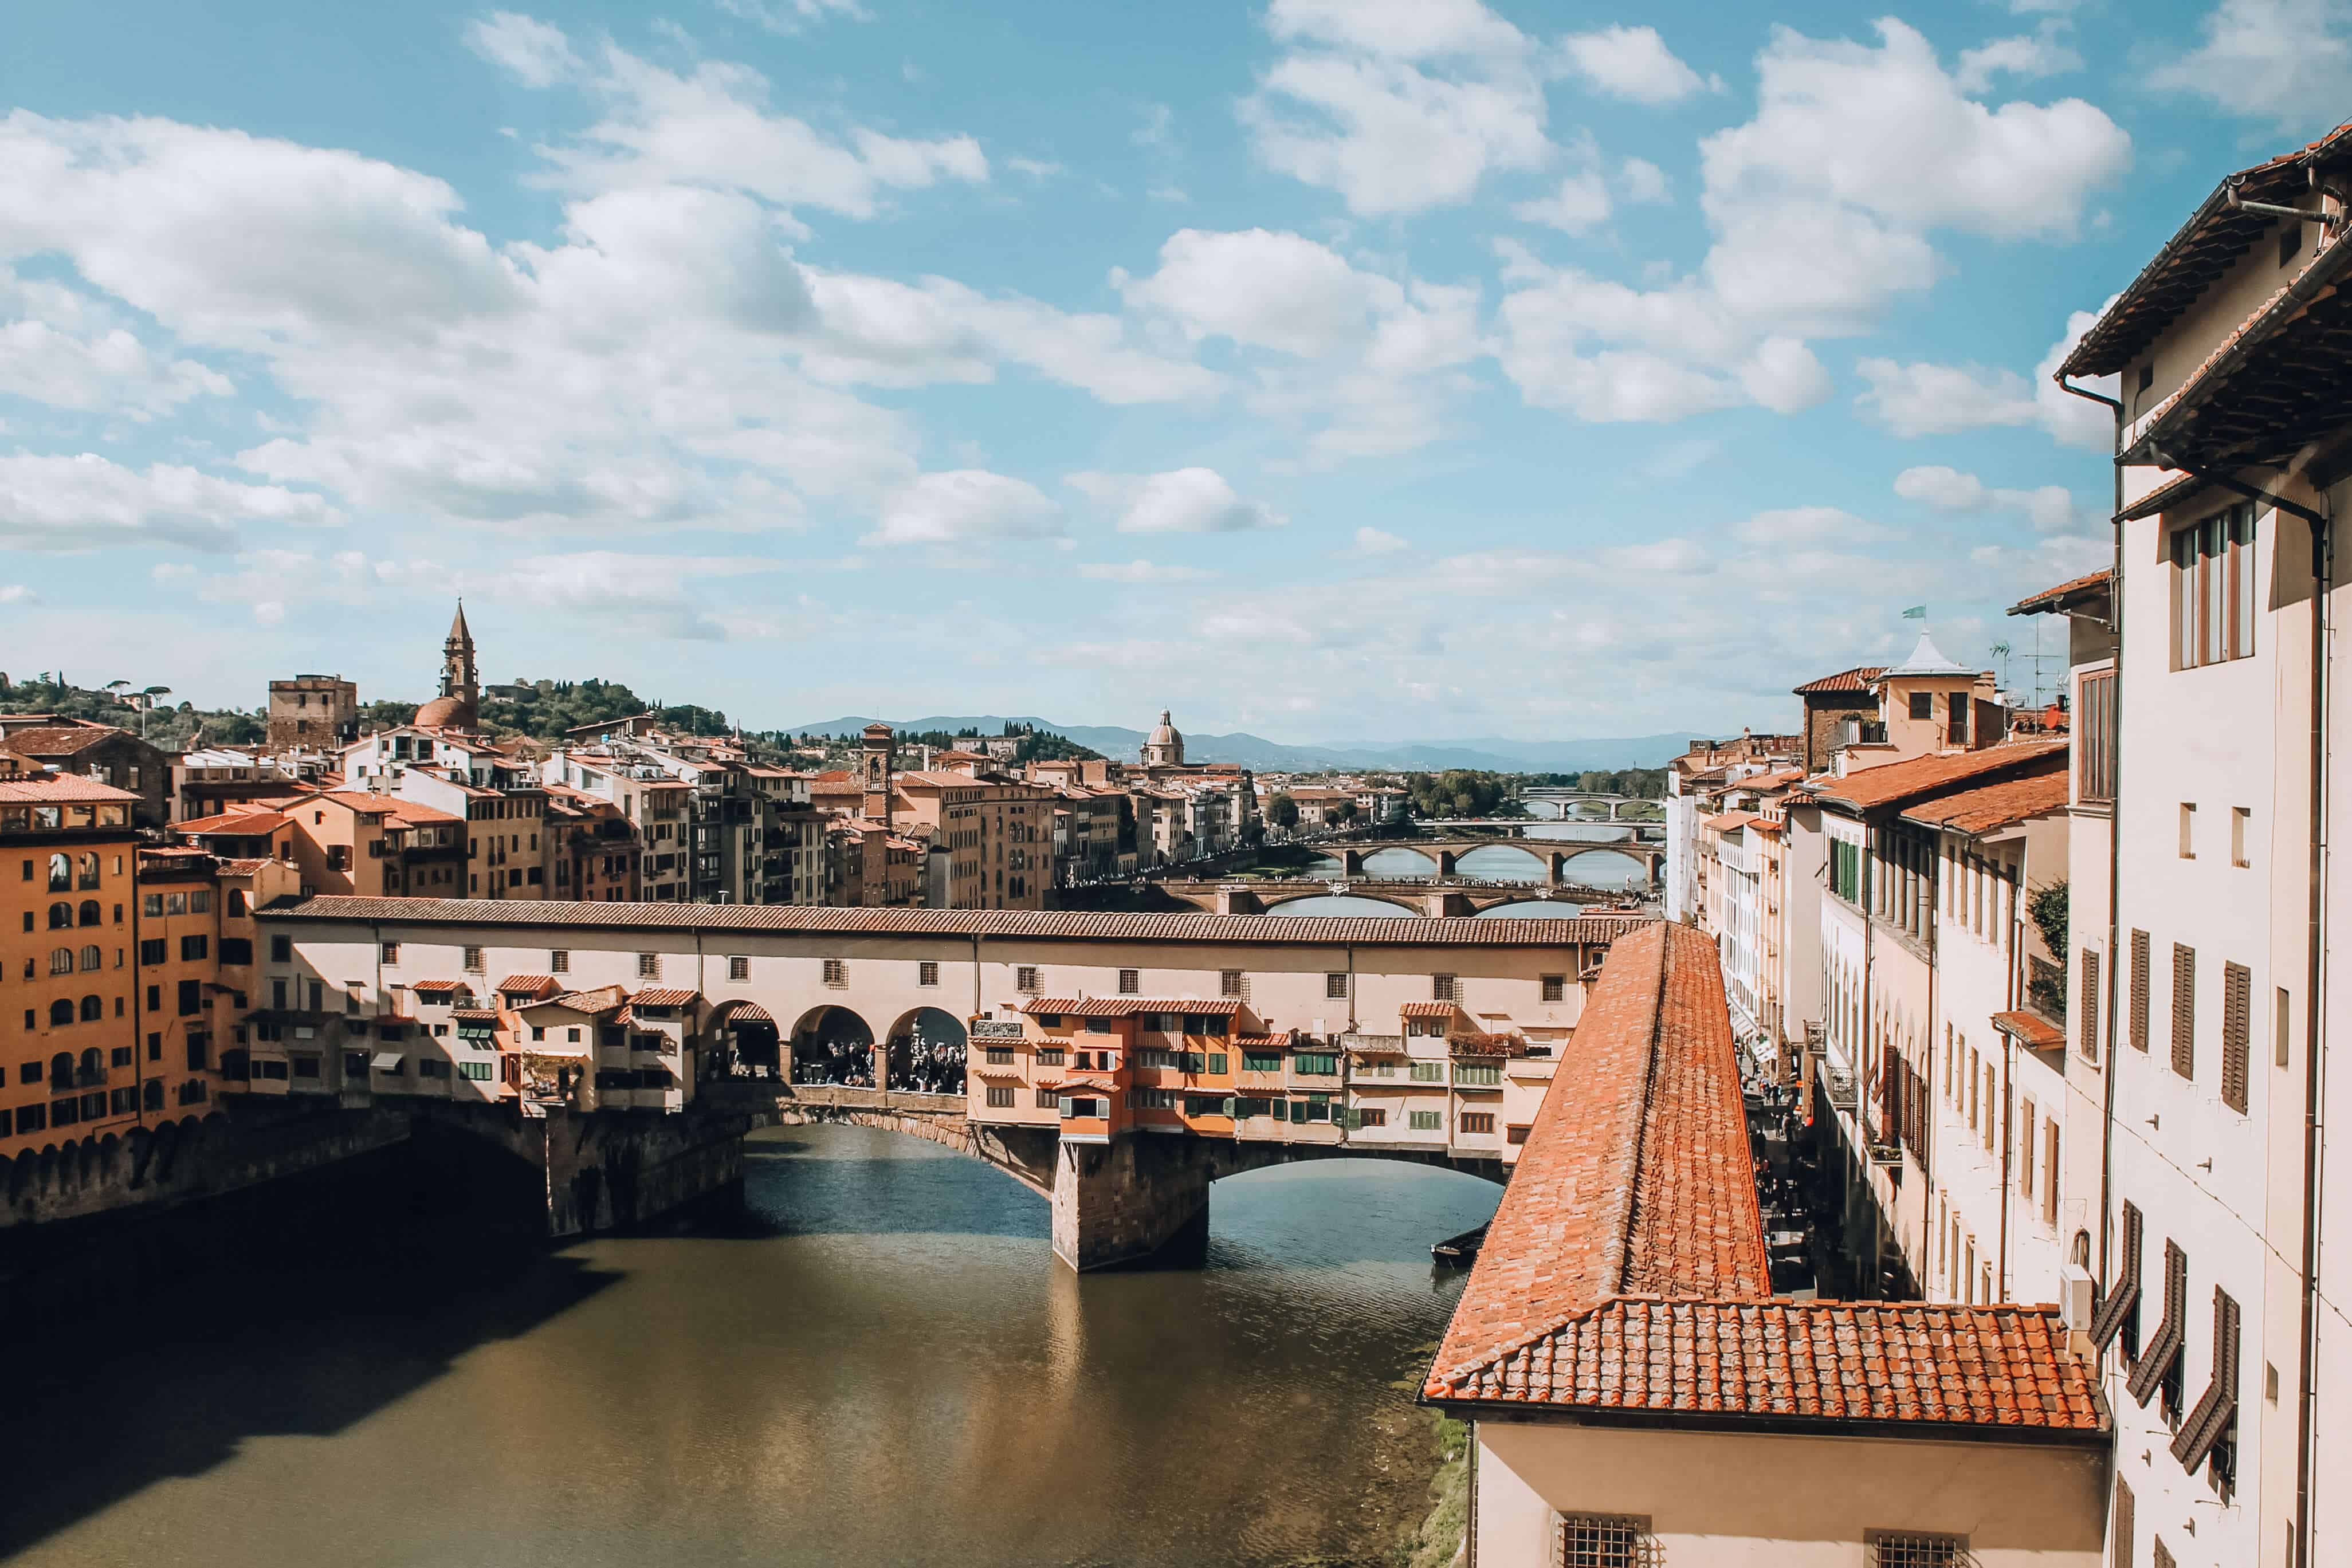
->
xmin=861 ymin=722 xmax=896 ymax=826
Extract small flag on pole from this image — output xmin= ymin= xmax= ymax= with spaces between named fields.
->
xmin=1901 ymin=605 xmax=1927 ymax=619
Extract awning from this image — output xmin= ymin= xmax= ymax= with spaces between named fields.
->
xmin=369 ymin=1051 xmax=406 ymax=1072
xmin=1991 ymin=1010 xmax=2066 ymax=1051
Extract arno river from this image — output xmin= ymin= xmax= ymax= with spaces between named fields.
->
xmin=5 ymin=1125 xmax=1501 ymax=1568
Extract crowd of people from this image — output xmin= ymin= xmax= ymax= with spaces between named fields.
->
xmin=890 ymin=1033 xmax=965 ymax=1095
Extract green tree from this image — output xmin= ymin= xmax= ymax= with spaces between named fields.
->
xmin=1330 ymin=799 xmax=1359 ymax=827
xmin=1266 ymin=792 xmax=1300 ymax=830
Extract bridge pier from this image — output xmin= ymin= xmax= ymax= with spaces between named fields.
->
xmin=1052 ymin=1133 xmax=1224 ymax=1270
xmin=1547 ymin=851 xmax=1568 ymax=889
xmin=1425 ymin=890 xmax=1475 ymax=917
xmin=1339 ymin=848 xmax=1365 ymax=877
xmin=1435 ymin=849 xmax=1459 ymax=877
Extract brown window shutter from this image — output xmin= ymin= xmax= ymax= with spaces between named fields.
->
xmin=2130 ymin=930 xmax=2151 ymax=1052
xmin=2111 ymin=1477 xmax=2133 ymax=1568
xmin=2221 ymin=962 xmax=2251 ymax=1113
xmin=2079 ymin=949 xmax=2102 ymax=1062
xmin=2172 ymin=944 xmax=2196 ymax=1079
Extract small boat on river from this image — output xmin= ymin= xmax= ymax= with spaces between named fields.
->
xmin=1431 ymin=1224 xmax=1489 ymax=1266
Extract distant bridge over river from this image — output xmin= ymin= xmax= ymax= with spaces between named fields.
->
xmin=1317 ymin=839 xmax=1664 ymax=886
xmin=1146 ymin=881 xmax=1615 ymax=918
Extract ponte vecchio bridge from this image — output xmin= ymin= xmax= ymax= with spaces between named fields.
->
xmin=256 ymin=899 xmax=1650 ymax=1268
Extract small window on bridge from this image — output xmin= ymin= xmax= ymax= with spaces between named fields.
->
xmin=1326 ymin=972 xmax=1349 ymax=999
xmin=551 ymin=949 xmax=568 ymax=973
xmin=728 ymin=955 xmax=749 ymax=981
xmin=638 ymin=953 xmax=661 ymax=979
xmin=823 ymin=958 xmax=847 ymax=987
xmin=463 ymin=946 xmax=484 ymax=972
xmin=1220 ymin=969 xmax=1244 ymax=997
xmin=1541 ymin=974 xmax=1566 ymax=1003
xmin=1016 ymin=966 xmax=1039 ymax=992
xmin=382 ymin=941 xmax=401 ymax=964
xmin=1410 ymin=1110 xmax=1443 ymax=1131
xmin=918 ymin=961 xmax=940 ymax=987
xmin=984 ymin=1086 xmax=1015 ymax=1109
xmin=1117 ymin=968 xmax=1140 ymax=995
xmin=1432 ymin=974 xmax=1458 ymax=1001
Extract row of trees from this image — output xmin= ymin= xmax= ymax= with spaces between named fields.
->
xmin=1521 ymin=768 xmax=1669 ymax=800
xmin=0 ymin=677 xmax=263 ymax=750
xmin=1263 ymin=792 xmax=1358 ymax=831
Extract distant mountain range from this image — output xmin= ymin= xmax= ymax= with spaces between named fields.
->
xmin=778 ymin=715 xmax=1703 ymax=773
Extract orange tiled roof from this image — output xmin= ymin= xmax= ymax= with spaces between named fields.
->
xmin=629 ymin=987 xmax=701 ymax=1008
xmin=1792 ymin=666 xmax=1887 ymax=695
xmin=1992 ymin=1010 xmax=2067 ymax=1051
xmin=0 ymin=773 xmax=143 ymax=804
xmin=1805 ymin=740 xmax=2067 ymax=813
xmin=1022 ymin=997 xmax=1250 ymax=1019
xmin=1422 ymin=922 xmax=2106 ymax=1437
xmin=179 ymin=808 xmax=291 ymax=835
xmin=2008 ymin=569 xmax=2113 ymax=618
xmin=496 ymin=974 xmax=562 ymax=999
xmin=1 ymin=725 xmax=129 ymax=756
xmin=1901 ymin=771 xmax=2071 ymax=836
xmin=1400 ymin=1001 xmax=1458 ymax=1019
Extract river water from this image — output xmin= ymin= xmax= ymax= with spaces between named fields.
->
xmin=5 ymin=1125 xmax=1499 ymax=1568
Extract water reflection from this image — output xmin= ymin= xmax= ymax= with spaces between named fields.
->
xmin=9 ymin=1126 xmax=1497 ymax=1568
xmin=1265 ymin=893 xmax=1421 ymax=917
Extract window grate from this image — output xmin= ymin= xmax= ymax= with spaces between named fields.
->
xmin=1556 ymin=1513 xmax=1651 ymax=1568
xmin=1016 ymin=965 xmax=1039 ymax=993
xmin=822 ymin=958 xmax=847 ymax=988
xmin=1868 ymin=1532 xmax=1969 ymax=1568
xmin=1117 ymin=968 xmax=1140 ymax=995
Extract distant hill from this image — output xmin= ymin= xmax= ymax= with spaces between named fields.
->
xmin=780 ymin=715 xmax=1703 ymax=773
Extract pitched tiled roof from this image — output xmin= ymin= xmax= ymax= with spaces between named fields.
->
xmin=496 ymin=974 xmax=562 ymax=999
xmin=1022 ymin=997 xmax=1250 ymax=1018
xmin=1399 ymin=1001 xmax=1458 ymax=1019
xmin=1 ymin=725 xmax=129 ymax=756
xmin=2009 ymin=569 xmax=2113 ymax=617
xmin=1422 ymin=921 xmax=2106 ymax=1438
xmin=179 ymin=809 xmax=291 ymax=835
xmin=0 ymin=773 xmax=142 ymax=804
xmin=1804 ymin=741 xmax=2067 ymax=814
xmin=264 ymin=897 xmax=1652 ymax=948
xmin=1792 ymin=666 xmax=1886 ymax=695
xmin=1901 ymin=771 xmax=2071 ymax=836
xmin=409 ymin=979 xmax=472 ymax=997
xmin=629 ymin=987 xmax=701 ymax=1007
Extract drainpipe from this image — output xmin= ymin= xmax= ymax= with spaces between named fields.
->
xmin=2000 ymin=860 xmax=2023 ymax=1303
xmin=2299 ymin=489 xmax=2329 ymax=1568
xmin=2056 ymin=373 xmax=2126 ymax=1350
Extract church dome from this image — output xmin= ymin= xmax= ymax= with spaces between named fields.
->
xmin=1148 ymin=709 xmax=1181 ymax=748
xmin=414 ymin=694 xmax=473 ymax=729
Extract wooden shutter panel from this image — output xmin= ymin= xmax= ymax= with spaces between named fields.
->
xmin=2221 ymin=962 xmax=2251 ymax=1113
xmin=2130 ymin=930 xmax=2151 ymax=1052
xmin=2171 ymin=944 xmax=2196 ymax=1079
xmin=2111 ymin=1477 xmax=2133 ymax=1568
xmin=2079 ymin=949 xmax=2102 ymax=1062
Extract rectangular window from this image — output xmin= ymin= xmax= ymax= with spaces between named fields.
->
xmin=2231 ymin=807 xmax=2250 ymax=868
xmin=2019 ymin=1099 xmax=2036 ymax=1198
xmin=2221 ymin=961 xmax=2251 ymax=1113
xmin=1016 ymin=966 xmax=1040 ymax=992
xmin=2044 ymin=1121 xmax=2060 ymax=1227
xmin=1946 ymin=691 xmax=1969 ymax=745
xmin=728 ymin=955 xmax=749 ymax=981
xmin=1560 ymin=1514 xmax=1650 ymax=1567
xmin=2079 ymin=949 xmax=2102 ymax=1062
xmin=2078 ymin=668 xmax=2115 ymax=803
xmin=984 ymin=1086 xmax=1016 ymax=1109
xmin=2180 ymin=803 xmax=2196 ymax=858
xmin=1541 ymin=974 xmax=1565 ymax=1003
xmin=1456 ymin=1064 xmax=1501 ymax=1086
xmin=2173 ymin=504 xmax=2258 ymax=669
xmin=1409 ymin=1110 xmax=1443 ymax=1131
xmin=984 ymin=1047 xmax=1014 ymax=1065
xmin=1326 ymin=972 xmax=1349 ymax=999
xmin=638 ymin=952 xmax=661 ymax=979
xmin=2173 ymin=944 xmax=2197 ymax=1079
xmin=822 ymin=958 xmax=846 ymax=987
xmin=2278 ymin=985 xmax=2292 ymax=1069
xmin=460 ymin=1060 xmax=494 ymax=1081
xmin=1458 ymin=1111 xmax=1495 ymax=1134
xmin=1293 ymin=1052 xmax=1338 ymax=1076
xmin=1220 ymin=969 xmax=1243 ymax=997
xmin=918 ymin=961 xmax=940 ymax=987
xmin=139 ymin=938 xmax=166 ymax=966
xmin=177 ymin=978 xmax=201 ymax=1016
xmin=2131 ymin=930 xmax=2151 ymax=1052
xmin=1867 ymin=1531 xmax=1967 ymax=1567
xmin=219 ymin=937 xmax=251 ymax=965
xmin=1409 ymin=1060 xmax=1444 ymax=1082
xmin=1117 ymin=968 xmax=1139 ymax=995
xmin=1907 ymin=691 xmax=1933 ymax=721
xmin=180 ymin=934 xmax=207 ymax=962
xmin=1432 ymin=973 xmax=1458 ymax=1001
xmin=1242 ymin=1051 xmax=1283 ymax=1073
xmin=1034 ymin=1087 xmax=1058 ymax=1109
xmin=462 ymin=945 xmax=483 ymax=972
xmin=270 ymin=934 xmax=291 ymax=963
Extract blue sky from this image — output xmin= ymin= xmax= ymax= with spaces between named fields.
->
xmin=1 ymin=0 xmax=2341 ymax=742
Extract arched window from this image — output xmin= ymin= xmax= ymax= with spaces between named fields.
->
xmin=49 ymin=999 xmax=73 ymax=1027
xmin=47 ymin=853 xmax=69 ymax=891
xmin=80 ymin=1048 xmax=100 ymax=1079
xmin=79 ymin=996 xmax=102 ymax=1023
xmin=80 ymin=945 xmax=101 ymax=972
xmin=49 ymin=1052 xmax=72 ymax=1088
xmin=48 ymin=902 xmax=72 ymax=929
xmin=77 ymin=852 xmax=100 ymax=890
xmin=78 ymin=899 xmax=101 ymax=928
xmin=49 ymin=947 xmax=73 ymax=976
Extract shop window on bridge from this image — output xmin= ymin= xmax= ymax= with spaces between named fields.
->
xmin=1294 ymin=1052 xmax=1338 ymax=1076
xmin=984 ymin=1086 xmax=1016 ymax=1108
xmin=1410 ymin=1061 xmax=1444 ymax=1082
xmin=1189 ymin=1014 xmax=1228 ymax=1036
xmin=1034 ymin=1046 xmax=1065 ymax=1066
xmin=1242 ymin=1051 xmax=1284 ymax=1073
xmin=1459 ymin=1112 xmax=1496 ymax=1134
xmin=1357 ymin=1107 xmax=1388 ymax=1128
xmin=1457 ymin=1064 xmax=1502 ymax=1087
xmin=1409 ymin=1110 xmax=1443 ymax=1131
xmin=984 ymin=1045 xmax=1014 ymax=1065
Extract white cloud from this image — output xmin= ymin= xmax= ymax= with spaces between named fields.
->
xmin=1558 ymin=25 xmax=1714 ymax=104
xmin=2150 ymin=0 xmax=2352 ymax=133
xmin=0 ymin=270 xmax=234 ymax=417
xmin=1242 ymin=0 xmax=1550 ymax=216
xmin=1620 ymin=156 xmax=1671 ymax=205
xmin=1956 ymin=32 xmax=2084 ymax=94
xmin=1856 ymin=305 xmax=2115 ymax=449
xmin=867 ymin=470 xmax=1061 ymax=546
xmin=1601 ymin=537 xmax=1711 ymax=573
xmin=1354 ymin=525 xmax=1408 ymax=554
xmin=1067 ymin=467 xmax=1286 ymax=534
xmin=1734 ymin=506 xmax=1886 ymax=545
xmin=1117 ymin=228 xmax=1396 ymax=358
xmin=1076 ymin=559 xmax=1214 ymax=583
xmin=504 ymin=549 xmax=787 ymax=639
xmin=714 ymin=0 xmax=870 ymax=36
xmin=463 ymin=13 xmax=580 ymax=88
xmin=0 ymin=453 xmax=339 ymax=552
xmin=1739 ymin=336 xmax=1832 ymax=414
xmin=1896 ymin=465 xmax=2080 ymax=531
xmin=0 ymin=584 xmax=37 ymax=604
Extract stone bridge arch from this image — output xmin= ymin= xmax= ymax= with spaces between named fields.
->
xmin=1257 ymin=887 xmax=1423 ymax=916
xmin=707 ymin=999 xmax=781 ymax=1079
xmin=790 ymin=1004 xmax=877 ymax=1088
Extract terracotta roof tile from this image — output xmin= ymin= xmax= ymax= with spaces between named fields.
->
xmin=1900 ymin=771 xmax=2071 ymax=836
xmin=1992 ymin=1010 xmax=2066 ymax=1051
xmin=0 ymin=774 xmax=143 ymax=804
xmin=496 ymin=974 xmax=563 ymax=999
xmin=178 ymin=809 xmax=292 ymax=835
xmin=265 ymin=897 xmax=1652 ymax=949
xmin=2008 ymin=569 xmax=2113 ymax=617
xmin=0 ymin=725 xmax=128 ymax=756
xmin=1421 ymin=923 xmax=2106 ymax=1438
xmin=1805 ymin=741 xmax=2066 ymax=813
xmin=1793 ymin=667 xmax=1887 ymax=695
xmin=628 ymin=987 xmax=701 ymax=1007
xmin=1400 ymin=1001 xmax=1459 ymax=1018
xmin=409 ymin=978 xmax=472 ymax=997
xmin=1020 ymin=997 xmax=1250 ymax=1019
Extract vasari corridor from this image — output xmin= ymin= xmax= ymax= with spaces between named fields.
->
xmin=4 ymin=3 xmax=2351 ymax=1566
